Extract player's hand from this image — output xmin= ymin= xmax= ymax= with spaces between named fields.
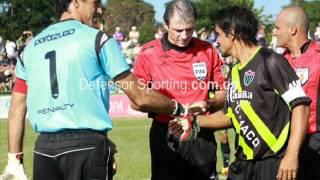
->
xmin=168 ymin=115 xmax=200 ymax=141
xmin=112 ymin=160 xmax=117 ymax=176
xmin=108 ymin=139 xmax=117 ymax=176
xmin=1 ymin=153 xmax=28 ymax=180
xmin=189 ymin=100 xmax=209 ymax=115
xmin=277 ymin=152 xmax=298 ymax=180
xmin=168 ymin=118 xmax=184 ymax=139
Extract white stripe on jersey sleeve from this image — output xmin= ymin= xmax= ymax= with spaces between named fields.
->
xmin=281 ymin=86 xmax=307 ymax=105
xmin=100 ymin=34 xmax=108 ymax=46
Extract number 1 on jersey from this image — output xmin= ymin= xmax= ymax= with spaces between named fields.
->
xmin=45 ymin=51 xmax=59 ymax=99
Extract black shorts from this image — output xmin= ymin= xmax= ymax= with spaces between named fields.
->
xmin=150 ymin=120 xmax=217 ymax=180
xmin=33 ymin=130 xmax=115 ymax=180
xmin=227 ymin=157 xmax=281 ymax=180
xmin=297 ymin=132 xmax=320 ymax=180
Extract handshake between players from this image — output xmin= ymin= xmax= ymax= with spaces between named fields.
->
xmin=168 ymin=100 xmax=209 ymax=142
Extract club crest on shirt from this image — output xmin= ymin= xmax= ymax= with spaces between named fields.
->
xmin=295 ymin=68 xmax=309 ymax=85
xmin=221 ymin=64 xmax=230 ymax=79
xmin=243 ymin=70 xmax=255 ymax=86
xmin=192 ymin=62 xmax=207 ymax=81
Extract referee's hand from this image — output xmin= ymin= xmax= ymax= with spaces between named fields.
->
xmin=277 ymin=152 xmax=298 ymax=180
xmin=189 ymin=101 xmax=209 ymax=115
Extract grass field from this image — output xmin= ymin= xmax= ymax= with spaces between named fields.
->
xmin=0 ymin=118 xmax=235 ymax=180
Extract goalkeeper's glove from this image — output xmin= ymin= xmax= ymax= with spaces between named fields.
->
xmin=1 ymin=152 xmax=28 ymax=180
xmin=169 ymin=115 xmax=200 ymax=142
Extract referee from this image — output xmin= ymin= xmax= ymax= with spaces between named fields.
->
xmin=274 ymin=6 xmax=320 ymax=180
xmin=1 ymin=0 xmax=188 ymax=180
xmin=133 ymin=0 xmax=226 ymax=179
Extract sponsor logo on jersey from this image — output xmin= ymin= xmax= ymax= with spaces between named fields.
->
xmin=295 ymin=68 xmax=309 ymax=85
xmin=228 ymin=83 xmax=260 ymax=148
xmin=243 ymin=70 xmax=255 ymax=86
xmin=192 ymin=62 xmax=207 ymax=81
xmin=228 ymin=83 xmax=253 ymax=102
xmin=34 ymin=28 xmax=76 ymax=46
xmin=239 ymin=120 xmax=260 ymax=147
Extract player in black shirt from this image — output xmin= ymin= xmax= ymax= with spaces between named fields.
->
xmin=169 ymin=6 xmax=311 ymax=180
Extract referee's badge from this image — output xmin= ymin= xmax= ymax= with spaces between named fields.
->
xmin=295 ymin=68 xmax=309 ymax=85
xmin=192 ymin=62 xmax=207 ymax=81
xmin=243 ymin=70 xmax=255 ymax=86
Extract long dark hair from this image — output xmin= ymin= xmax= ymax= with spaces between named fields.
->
xmin=215 ymin=6 xmax=258 ymax=46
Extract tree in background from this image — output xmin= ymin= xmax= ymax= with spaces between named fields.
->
xmin=104 ymin=0 xmax=155 ymax=44
xmin=288 ymin=0 xmax=320 ymax=36
xmin=192 ymin=0 xmax=273 ymax=43
xmin=1 ymin=0 xmax=318 ymax=46
xmin=0 ymin=0 xmax=56 ymax=41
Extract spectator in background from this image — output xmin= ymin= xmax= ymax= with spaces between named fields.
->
xmin=132 ymin=43 xmax=141 ymax=63
xmin=257 ymin=25 xmax=266 ymax=46
xmin=0 ymin=36 xmax=5 ymax=61
xmin=208 ymin=30 xmax=218 ymax=47
xmin=155 ymin=26 xmax=165 ymax=39
xmin=198 ymin=27 xmax=209 ymax=41
xmin=113 ymin=26 xmax=124 ymax=42
xmin=16 ymin=36 xmax=25 ymax=51
xmin=192 ymin=30 xmax=198 ymax=38
xmin=113 ymin=26 xmax=125 ymax=50
xmin=0 ymin=62 xmax=7 ymax=91
xmin=0 ymin=62 xmax=14 ymax=91
xmin=129 ymin=26 xmax=139 ymax=45
xmin=23 ymin=31 xmax=33 ymax=45
xmin=5 ymin=40 xmax=16 ymax=64
xmin=315 ymin=22 xmax=320 ymax=42
xmin=93 ymin=7 xmax=104 ymax=31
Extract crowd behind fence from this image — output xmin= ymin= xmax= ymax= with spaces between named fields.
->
xmin=1 ymin=22 xmax=320 ymax=94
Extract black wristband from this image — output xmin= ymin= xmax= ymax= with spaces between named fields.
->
xmin=174 ymin=103 xmax=185 ymax=116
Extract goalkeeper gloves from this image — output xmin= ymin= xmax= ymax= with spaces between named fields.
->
xmin=169 ymin=115 xmax=200 ymax=142
xmin=1 ymin=152 xmax=28 ymax=180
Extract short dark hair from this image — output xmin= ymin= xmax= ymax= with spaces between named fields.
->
xmin=54 ymin=0 xmax=71 ymax=17
xmin=215 ymin=6 xmax=258 ymax=46
xmin=163 ymin=0 xmax=197 ymax=25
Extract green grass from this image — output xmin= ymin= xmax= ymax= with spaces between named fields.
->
xmin=0 ymin=118 xmax=235 ymax=180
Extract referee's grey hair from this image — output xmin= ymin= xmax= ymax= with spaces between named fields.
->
xmin=163 ymin=0 xmax=197 ymax=25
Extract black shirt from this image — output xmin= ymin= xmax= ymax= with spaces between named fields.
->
xmin=224 ymin=47 xmax=311 ymax=160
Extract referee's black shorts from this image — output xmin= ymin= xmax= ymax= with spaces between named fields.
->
xmin=297 ymin=132 xmax=320 ymax=180
xmin=227 ymin=157 xmax=281 ymax=180
xmin=33 ymin=130 xmax=115 ymax=180
xmin=150 ymin=120 xmax=217 ymax=180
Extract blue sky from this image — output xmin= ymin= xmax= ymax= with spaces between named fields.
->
xmin=101 ymin=0 xmax=291 ymax=22
xmin=143 ymin=0 xmax=291 ymax=22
